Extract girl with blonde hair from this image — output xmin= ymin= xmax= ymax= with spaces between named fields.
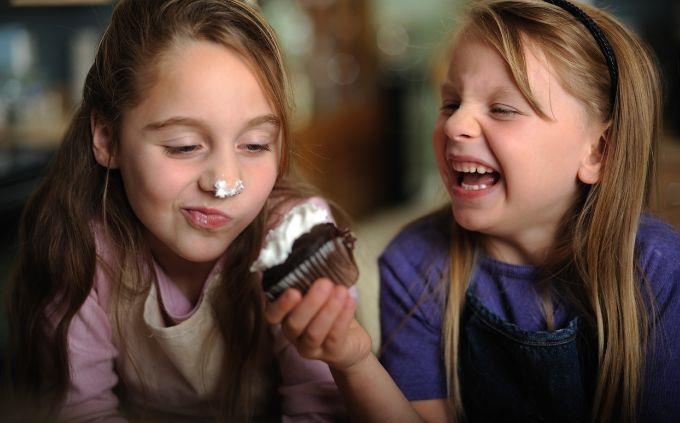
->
xmin=266 ymin=0 xmax=680 ymax=421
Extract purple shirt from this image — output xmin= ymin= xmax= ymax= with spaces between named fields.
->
xmin=379 ymin=211 xmax=680 ymax=421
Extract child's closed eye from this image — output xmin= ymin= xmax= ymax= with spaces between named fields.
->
xmin=164 ymin=144 xmax=203 ymax=155
xmin=490 ymin=104 xmax=520 ymax=116
xmin=240 ymin=143 xmax=272 ymax=154
xmin=440 ymin=102 xmax=460 ymax=115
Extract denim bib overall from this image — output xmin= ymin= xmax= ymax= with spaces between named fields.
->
xmin=459 ymin=279 xmax=595 ymax=422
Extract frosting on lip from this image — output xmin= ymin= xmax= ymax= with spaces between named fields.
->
xmin=250 ymin=202 xmax=332 ymax=272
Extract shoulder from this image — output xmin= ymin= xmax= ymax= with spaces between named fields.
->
xmin=378 ymin=208 xmax=450 ymax=318
xmin=636 ymin=214 xmax=680 ymax=319
xmin=636 ymin=214 xmax=680 ymax=286
xmin=380 ymin=208 xmax=450 ymax=274
xmin=637 ymin=214 xmax=680 ymax=252
xmin=88 ymin=221 xmax=121 ymax=312
xmin=378 ymin=211 xmax=451 ymax=400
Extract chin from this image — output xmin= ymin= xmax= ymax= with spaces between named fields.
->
xmin=174 ymin=240 xmax=231 ymax=264
xmin=451 ymin=207 xmax=490 ymax=233
xmin=177 ymin=250 xmax=222 ymax=264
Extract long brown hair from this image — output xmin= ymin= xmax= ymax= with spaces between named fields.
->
xmin=6 ymin=0 xmax=307 ymax=419
xmin=440 ymin=1 xmax=661 ymax=421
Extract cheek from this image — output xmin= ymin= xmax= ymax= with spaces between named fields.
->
xmin=120 ymin=155 xmax=187 ymax=212
xmin=244 ymin=159 xmax=278 ymax=203
xmin=432 ymin=120 xmax=449 ymax=175
xmin=535 ymin=129 xmax=585 ymax=182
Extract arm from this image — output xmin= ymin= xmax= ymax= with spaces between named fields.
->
xmin=331 ymin=353 xmax=429 ymax=423
xmin=266 ymin=280 xmax=425 ymax=423
xmin=640 ymin=291 xmax=680 ymax=422
xmin=411 ymin=400 xmax=451 ymax=422
xmin=638 ymin=259 xmax=680 ymax=421
xmin=270 ymin=322 xmax=346 ymax=422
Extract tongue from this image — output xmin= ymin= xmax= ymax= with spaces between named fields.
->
xmin=462 ymin=172 xmax=497 ymax=186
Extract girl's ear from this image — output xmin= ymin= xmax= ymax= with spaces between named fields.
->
xmin=91 ymin=111 xmax=119 ymax=169
xmin=577 ymin=127 xmax=607 ymax=185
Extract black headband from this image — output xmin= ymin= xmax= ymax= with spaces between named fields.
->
xmin=543 ymin=0 xmax=618 ymax=109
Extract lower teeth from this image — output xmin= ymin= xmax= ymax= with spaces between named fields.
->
xmin=461 ymin=182 xmax=488 ymax=191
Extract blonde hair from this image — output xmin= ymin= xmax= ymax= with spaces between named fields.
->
xmin=440 ymin=1 xmax=661 ymax=421
xmin=7 ymin=0 xmax=309 ymax=419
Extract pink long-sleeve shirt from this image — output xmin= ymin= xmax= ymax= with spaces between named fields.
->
xmin=61 ymin=216 xmax=347 ymax=421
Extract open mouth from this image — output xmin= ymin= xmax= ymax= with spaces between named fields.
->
xmin=450 ymin=161 xmax=501 ymax=191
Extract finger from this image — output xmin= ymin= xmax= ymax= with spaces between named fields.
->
xmin=324 ymin=296 xmax=357 ymax=349
xmin=299 ymin=285 xmax=348 ymax=350
xmin=282 ymin=278 xmax=334 ymax=339
xmin=264 ymin=288 xmax=302 ymax=325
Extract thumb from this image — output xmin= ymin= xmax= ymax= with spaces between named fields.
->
xmin=265 ymin=288 xmax=302 ymax=324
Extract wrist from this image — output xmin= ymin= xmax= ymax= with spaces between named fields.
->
xmin=331 ymin=350 xmax=375 ymax=378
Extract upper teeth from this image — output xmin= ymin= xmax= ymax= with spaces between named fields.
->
xmin=451 ymin=162 xmax=495 ymax=174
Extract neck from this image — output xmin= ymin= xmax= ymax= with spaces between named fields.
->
xmin=145 ymin=233 xmax=216 ymax=305
xmin=481 ymin=226 xmax=557 ymax=266
xmin=160 ymin=257 xmax=215 ymax=304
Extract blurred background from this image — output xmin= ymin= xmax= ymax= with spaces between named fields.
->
xmin=0 ymin=0 xmax=678 ymax=348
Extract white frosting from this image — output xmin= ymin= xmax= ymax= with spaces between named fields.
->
xmin=214 ymin=179 xmax=244 ymax=198
xmin=250 ymin=202 xmax=332 ymax=272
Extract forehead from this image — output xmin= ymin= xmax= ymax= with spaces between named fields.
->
xmin=445 ymin=35 xmax=581 ymax=118
xmin=447 ymin=35 xmax=550 ymax=86
xmin=127 ymin=40 xmax=275 ymax=124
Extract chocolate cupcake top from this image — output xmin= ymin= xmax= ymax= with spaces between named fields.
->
xmin=261 ymin=222 xmax=352 ymax=291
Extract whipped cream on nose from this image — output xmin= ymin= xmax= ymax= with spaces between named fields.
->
xmin=214 ymin=179 xmax=244 ymax=198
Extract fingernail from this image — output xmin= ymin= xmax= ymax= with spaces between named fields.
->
xmin=318 ymin=280 xmax=332 ymax=294
xmin=335 ymin=287 xmax=347 ymax=300
xmin=284 ymin=289 xmax=297 ymax=301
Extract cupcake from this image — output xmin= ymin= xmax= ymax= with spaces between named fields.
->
xmin=250 ymin=201 xmax=359 ymax=301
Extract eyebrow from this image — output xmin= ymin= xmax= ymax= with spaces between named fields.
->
xmin=243 ymin=114 xmax=282 ymax=131
xmin=439 ymin=82 xmax=522 ymax=101
xmin=143 ymin=114 xmax=281 ymax=132
xmin=440 ymin=82 xmax=456 ymax=93
xmin=489 ymin=86 xmax=522 ymax=99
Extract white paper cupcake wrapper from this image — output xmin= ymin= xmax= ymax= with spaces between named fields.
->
xmin=265 ymin=237 xmax=357 ymax=301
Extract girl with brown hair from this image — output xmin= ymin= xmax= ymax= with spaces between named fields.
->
xmin=6 ymin=0 xmax=348 ymax=420
xmin=267 ymin=0 xmax=680 ymax=421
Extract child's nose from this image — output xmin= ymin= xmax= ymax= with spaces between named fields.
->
xmin=444 ymin=106 xmax=481 ymax=142
xmin=197 ymin=150 xmax=243 ymax=195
